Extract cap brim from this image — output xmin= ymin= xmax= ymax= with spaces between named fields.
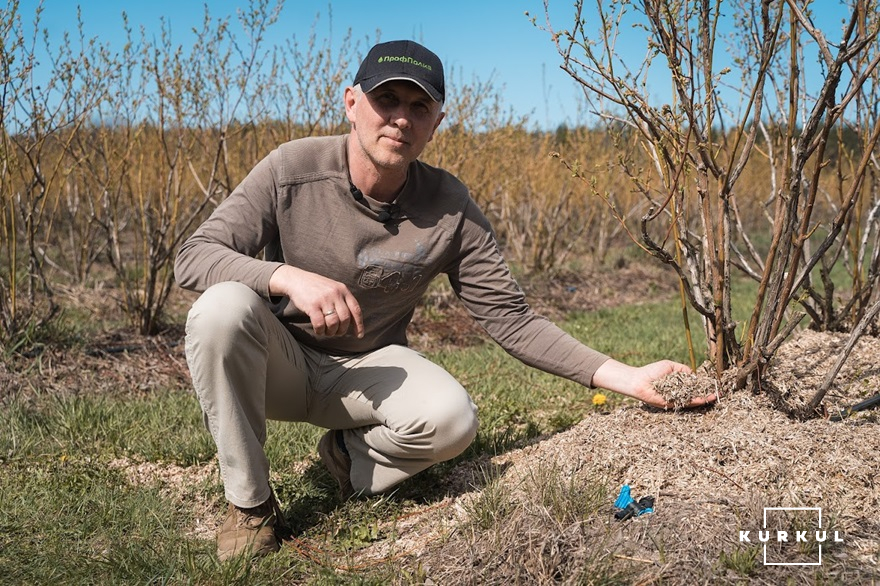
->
xmin=361 ymin=75 xmax=443 ymax=102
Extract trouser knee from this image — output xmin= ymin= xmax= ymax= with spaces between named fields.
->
xmin=186 ymin=281 xmax=267 ymax=353
xmin=184 ymin=281 xmax=273 ymax=418
xmin=427 ymin=396 xmax=479 ymax=462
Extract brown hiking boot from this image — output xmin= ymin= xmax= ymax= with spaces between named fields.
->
xmin=216 ymin=492 xmax=285 ymax=562
xmin=318 ymin=430 xmax=355 ymax=500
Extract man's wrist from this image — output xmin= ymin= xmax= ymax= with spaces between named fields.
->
xmin=268 ymin=265 xmax=297 ymax=297
xmin=591 ymin=359 xmax=637 ymax=398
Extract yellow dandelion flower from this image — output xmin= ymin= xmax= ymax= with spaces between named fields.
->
xmin=592 ymin=393 xmax=607 ymax=406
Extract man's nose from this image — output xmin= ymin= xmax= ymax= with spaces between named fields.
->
xmin=390 ymin=106 xmax=411 ymax=128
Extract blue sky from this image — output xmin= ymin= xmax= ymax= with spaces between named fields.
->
xmin=17 ymin=0 xmax=593 ymax=129
xmin=14 ymin=1 xmax=854 ymax=129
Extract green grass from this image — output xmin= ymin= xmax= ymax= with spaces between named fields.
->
xmin=0 ymin=459 xmax=210 ymax=584
xmin=0 ymin=282 xmax=762 ymax=584
xmin=2 ymin=390 xmax=216 ymax=464
xmin=718 ymin=546 xmax=760 ymax=577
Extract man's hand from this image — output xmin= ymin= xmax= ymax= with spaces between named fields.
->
xmin=269 ymin=265 xmax=364 ymax=338
xmin=591 ymin=358 xmax=716 ymax=409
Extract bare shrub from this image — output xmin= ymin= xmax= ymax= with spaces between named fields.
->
xmin=543 ymin=0 xmax=880 ymax=415
xmin=1 ymin=2 xmax=109 ymax=348
xmin=95 ymin=3 xmax=286 ymax=334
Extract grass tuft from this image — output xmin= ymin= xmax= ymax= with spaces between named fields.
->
xmin=718 ymin=546 xmax=760 ymax=576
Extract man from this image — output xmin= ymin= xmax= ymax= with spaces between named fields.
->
xmin=174 ymin=39 xmax=715 ymax=561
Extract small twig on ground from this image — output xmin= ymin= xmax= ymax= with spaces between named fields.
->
xmin=807 ymin=299 xmax=880 ymax=414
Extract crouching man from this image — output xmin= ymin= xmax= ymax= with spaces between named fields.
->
xmin=174 ymin=39 xmax=715 ymax=561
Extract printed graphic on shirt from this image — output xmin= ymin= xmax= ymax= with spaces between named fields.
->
xmin=357 ymin=246 xmax=427 ymax=294
xmin=358 ymin=264 xmax=423 ymax=293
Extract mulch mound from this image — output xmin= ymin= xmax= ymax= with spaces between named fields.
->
xmin=349 ymin=329 xmax=880 ymax=584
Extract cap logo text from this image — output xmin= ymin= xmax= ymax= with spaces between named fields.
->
xmin=377 ymin=55 xmax=433 ymax=71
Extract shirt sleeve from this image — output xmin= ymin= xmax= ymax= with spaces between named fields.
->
xmin=174 ymin=150 xmax=285 ymax=298
xmin=447 ymin=199 xmax=610 ymax=388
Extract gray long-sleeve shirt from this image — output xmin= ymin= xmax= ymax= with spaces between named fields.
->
xmin=174 ymin=135 xmax=609 ymax=387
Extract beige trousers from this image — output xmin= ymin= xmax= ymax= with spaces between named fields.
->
xmin=184 ymin=281 xmax=479 ymax=508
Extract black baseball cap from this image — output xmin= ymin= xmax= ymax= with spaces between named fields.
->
xmin=353 ymin=40 xmax=445 ymax=102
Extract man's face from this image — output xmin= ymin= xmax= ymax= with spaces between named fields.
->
xmin=346 ymin=80 xmax=445 ymax=173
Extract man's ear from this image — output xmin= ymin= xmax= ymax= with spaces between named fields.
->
xmin=344 ymin=86 xmax=358 ymax=125
xmin=428 ymin=110 xmax=446 ymax=142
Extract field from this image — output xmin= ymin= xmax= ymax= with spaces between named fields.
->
xmin=4 ymin=0 xmax=880 ymax=582
xmin=2 ymin=260 xmax=878 ymax=585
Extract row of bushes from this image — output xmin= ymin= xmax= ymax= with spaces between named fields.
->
xmin=3 ymin=0 xmax=875 ymax=384
xmin=0 ymin=1 xmax=644 ymax=344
